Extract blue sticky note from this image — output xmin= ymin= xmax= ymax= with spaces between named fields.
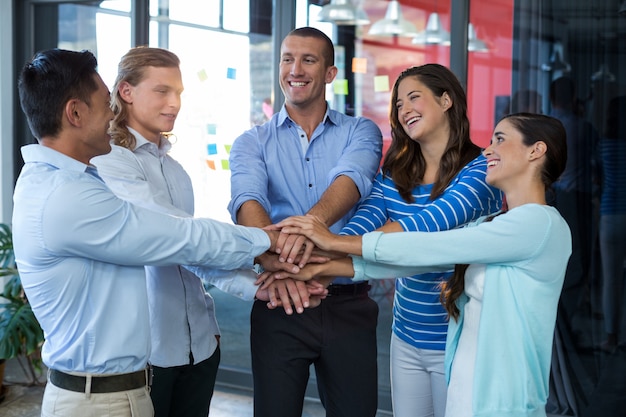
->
xmin=207 ymin=124 xmax=217 ymax=135
xmin=207 ymin=143 xmax=218 ymax=155
xmin=227 ymin=67 xmax=237 ymax=80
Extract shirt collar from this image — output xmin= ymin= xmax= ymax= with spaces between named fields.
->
xmin=277 ymin=103 xmax=334 ymax=127
xmin=128 ymin=126 xmax=172 ymax=158
xmin=21 ymin=144 xmax=92 ymax=174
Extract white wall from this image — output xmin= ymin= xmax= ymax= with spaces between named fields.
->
xmin=0 ymin=0 xmax=14 ymax=225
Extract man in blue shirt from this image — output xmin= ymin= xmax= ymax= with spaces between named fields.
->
xmin=228 ymin=27 xmax=383 ymax=417
xmin=13 ymin=48 xmax=311 ymax=417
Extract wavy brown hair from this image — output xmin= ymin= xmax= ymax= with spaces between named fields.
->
xmin=384 ymin=64 xmax=480 ymax=202
xmin=440 ymin=112 xmax=568 ymax=320
xmin=109 ymin=47 xmax=180 ymax=149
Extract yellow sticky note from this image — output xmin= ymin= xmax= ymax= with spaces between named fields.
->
xmin=352 ymin=57 xmax=367 ymax=74
xmin=221 ymin=159 xmax=230 ymax=170
xmin=197 ymin=69 xmax=208 ymax=82
xmin=333 ymin=79 xmax=348 ymax=95
xmin=224 ymin=144 xmax=232 ymax=154
xmin=374 ymin=75 xmax=390 ymax=92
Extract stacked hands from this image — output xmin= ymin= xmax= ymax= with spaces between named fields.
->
xmin=255 ymin=215 xmax=357 ymax=314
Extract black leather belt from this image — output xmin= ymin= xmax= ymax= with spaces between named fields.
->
xmin=49 ymin=368 xmax=150 ymax=393
xmin=327 ymin=281 xmax=371 ymax=296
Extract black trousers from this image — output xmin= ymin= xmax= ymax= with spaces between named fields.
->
xmin=150 ymin=346 xmax=220 ymax=417
xmin=250 ymin=293 xmax=379 ymax=417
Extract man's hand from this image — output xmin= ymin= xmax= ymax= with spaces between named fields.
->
xmin=254 ymin=279 xmax=327 ymax=314
xmin=274 ymin=232 xmax=315 ymax=267
xmin=255 ymin=251 xmax=300 ymax=274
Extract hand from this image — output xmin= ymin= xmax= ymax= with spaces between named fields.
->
xmin=274 ymin=232 xmax=315 ymax=267
xmin=272 ymin=215 xmax=336 ymax=252
xmin=254 ymin=279 xmax=315 ymax=314
xmin=263 ymin=229 xmax=281 ymax=253
xmin=255 ymin=251 xmax=300 ymax=274
xmin=263 ymin=262 xmax=324 ymax=283
xmin=263 ymin=279 xmax=329 ymax=310
xmin=259 ymin=257 xmax=355 ymax=285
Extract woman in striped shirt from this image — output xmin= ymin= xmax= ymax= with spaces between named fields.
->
xmin=337 ymin=64 xmax=502 ymax=417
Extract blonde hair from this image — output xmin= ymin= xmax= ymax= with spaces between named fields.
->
xmin=109 ymin=47 xmax=180 ymax=149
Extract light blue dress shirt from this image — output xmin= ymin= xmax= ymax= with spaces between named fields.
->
xmin=92 ymin=130 xmax=259 ymax=368
xmin=228 ymin=105 xmax=382 ymax=283
xmin=13 ymin=144 xmax=270 ymax=374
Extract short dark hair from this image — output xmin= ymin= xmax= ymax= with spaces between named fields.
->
xmin=286 ymin=26 xmax=335 ymax=67
xmin=18 ymin=48 xmax=99 ymax=140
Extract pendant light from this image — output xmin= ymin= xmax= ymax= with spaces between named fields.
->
xmin=467 ymin=23 xmax=488 ymax=52
xmin=541 ymin=42 xmax=571 ymax=73
xmin=412 ymin=12 xmax=450 ymax=45
xmin=591 ymin=65 xmax=616 ymax=83
xmin=317 ymin=0 xmax=370 ymax=26
xmin=368 ymin=0 xmax=418 ymax=37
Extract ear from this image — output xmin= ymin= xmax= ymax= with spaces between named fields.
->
xmin=118 ymin=81 xmax=134 ymax=104
xmin=64 ymin=99 xmax=83 ymax=128
xmin=325 ymin=65 xmax=338 ymax=84
xmin=529 ymin=141 xmax=547 ymax=160
xmin=441 ymin=92 xmax=452 ymax=111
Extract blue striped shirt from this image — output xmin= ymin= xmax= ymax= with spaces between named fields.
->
xmin=341 ymin=154 xmax=502 ymax=349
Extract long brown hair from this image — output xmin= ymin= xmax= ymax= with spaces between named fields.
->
xmin=384 ymin=64 xmax=480 ymax=202
xmin=109 ymin=47 xmax=180 ymax=149
xmin=440 ymin=112 xmax=568 ymax=320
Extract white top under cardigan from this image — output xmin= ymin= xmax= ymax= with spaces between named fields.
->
xmin=351 ymin=204 xmax=572 ymax=417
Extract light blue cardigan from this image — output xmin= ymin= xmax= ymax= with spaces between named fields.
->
xmin=351 ymin=204 xmax=572 ymax=417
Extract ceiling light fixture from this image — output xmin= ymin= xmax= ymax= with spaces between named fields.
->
xmin=368 ymin=0 xmax=418 ymax=37
xmin=591 ymin=64 xmax=616 ymax=83
xmin=467 ymin=23 xmax=488 ymax=52
xmin=541 ymin=42 xmax=571 ymax=73
xmin=317 ymin=0 xmax=370 ymax=26
xmin=412 ymin=12 xmax=450 ymax=45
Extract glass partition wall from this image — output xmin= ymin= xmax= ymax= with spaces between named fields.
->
xmin=12 ymin=0 xmax=626 ymax=414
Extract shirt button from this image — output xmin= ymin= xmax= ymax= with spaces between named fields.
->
xmin=308 ymin=184 xmax=313 ymax=188
xmin=306 ymin=158 xmax=310 ymax=162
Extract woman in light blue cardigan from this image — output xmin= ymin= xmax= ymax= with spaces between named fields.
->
xmin=266 ymin=113 xmax=572 ymax=417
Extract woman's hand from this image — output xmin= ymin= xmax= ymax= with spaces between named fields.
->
xmin=267 ymin=215 xmax=363 ymax=255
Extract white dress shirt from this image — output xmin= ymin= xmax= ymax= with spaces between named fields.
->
xmin=92 ymin=129 xmax=259 ymax=367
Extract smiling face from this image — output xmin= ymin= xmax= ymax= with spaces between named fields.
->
xmin=395 ymin=76 xmax=451 ymax=145
xmin=483 ymin=118 xmax=536 ymax=190
xmin=80 ymin=74 xmax=114 ymax=160
xmin=119 ymin=65 xmax=183 ymax=143
xmin=279 ymin=35 xmax=337 ymax=110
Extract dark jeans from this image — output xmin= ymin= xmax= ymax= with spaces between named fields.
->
xmin=250 ymin=293 xmax=379 ymax=417
xmin=150 ymin=346 xmax=220 ymax=417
